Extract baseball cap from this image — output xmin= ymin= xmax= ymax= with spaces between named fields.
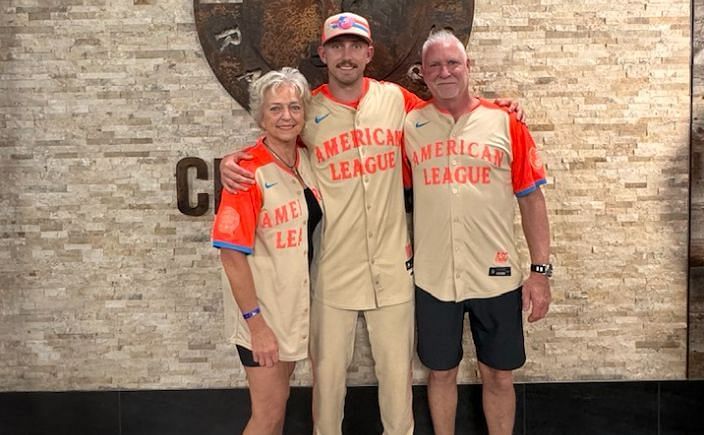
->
xmin=321 ymin=13 xmax=372 ymax=45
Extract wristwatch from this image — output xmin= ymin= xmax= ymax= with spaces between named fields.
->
xmin=530 ymin=263 xmax=553 ymax=278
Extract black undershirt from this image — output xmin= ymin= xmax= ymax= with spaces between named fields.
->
xmin=303 ymin=187 xmax=322 ymax=267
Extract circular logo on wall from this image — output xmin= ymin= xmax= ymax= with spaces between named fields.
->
xmin=193 ymin=0 xmax=475 ymax=111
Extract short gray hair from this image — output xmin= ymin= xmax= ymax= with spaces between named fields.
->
xmin=249 ymin=67 xmax=311 ymax=125
xmin=421 ymin=29 xmax=467 ymax=62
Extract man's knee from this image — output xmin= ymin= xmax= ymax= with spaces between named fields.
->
xmin=428 ymin=367 xmax=459 ymax=386
xmin=314 ymin=354 xmax=350 ymax=380
xmin=480 ymin=366 xmax=514 ymax=392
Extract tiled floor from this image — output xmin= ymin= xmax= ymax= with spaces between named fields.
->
xmin=660 ymin=381 xmax=704 ymax=435
xmin=0 ymin=381 xmax=702 ymax=435
xmin=525 ymin=382 xmax=659 ymax=435
xmin=0 ymin=391 xmax=120 ymax=435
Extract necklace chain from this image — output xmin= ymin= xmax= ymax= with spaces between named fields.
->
xmin=264 ymin=140 xmax=304 ymax=184
xmin=264 ymin=141 xmax=297 ymax=169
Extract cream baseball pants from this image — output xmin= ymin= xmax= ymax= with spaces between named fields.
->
xmin=310 ymin=299 xmax=414 ymax=435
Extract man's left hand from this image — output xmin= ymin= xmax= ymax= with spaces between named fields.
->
xmin=494 ymin=98 xmax=525 ymax=123
xmin=522 ymin=274 xmax=551 ymax=322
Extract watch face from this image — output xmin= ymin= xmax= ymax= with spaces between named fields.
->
xmin=532 ymin=264 xmax=553 ymax=278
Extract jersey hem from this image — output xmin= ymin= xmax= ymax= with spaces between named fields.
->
xmin=213 ymin=241 xmax=253 ymax=254
xmin=414 ymin=279 xmax=522 ymax=302
xmin=311 ymin=294 xmax=413 ymax=311
xmin=231 ymin=339 xmax=308 ymax=362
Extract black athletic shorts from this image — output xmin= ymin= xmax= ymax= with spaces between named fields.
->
xmin=236 ymin=345 xmax=260 ymax=367
xmin=415 ymin=286 xmax=526 ymax=371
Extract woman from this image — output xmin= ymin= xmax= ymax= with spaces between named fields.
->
xmin=212 ymin=67 xmax=322 ymax=435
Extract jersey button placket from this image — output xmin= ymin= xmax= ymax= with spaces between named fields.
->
xmin=448 ymin=142 xmax=461 ymax=299
xmin=355 ymin=117 xmax=377 ymax=306
xmin=449 ymin=124 xmax=460 ymax=196
xmin=302 ymin=302 xmax=309 ymax=341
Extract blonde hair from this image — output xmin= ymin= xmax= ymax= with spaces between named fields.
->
xmin=249 ymin=67 xmax=311 ymax=125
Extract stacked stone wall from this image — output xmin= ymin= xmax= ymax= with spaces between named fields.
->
xmin=0 ymin=0 xmax=692 ymax=389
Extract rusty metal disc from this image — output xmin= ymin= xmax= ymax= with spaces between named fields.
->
xmin=194 ymin=0 xmax=474 ymax=110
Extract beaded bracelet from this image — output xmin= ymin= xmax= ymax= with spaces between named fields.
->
xmin=242 ymin=306 xmax=261 ymax=320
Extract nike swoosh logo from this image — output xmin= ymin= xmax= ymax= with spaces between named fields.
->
xmin=415 ymin=120 xmax=430 ymax=128
xmin=315 ymin=112 xmax=331 ymax=124
xmin=264 ymin=182 xmax=277 ymax=189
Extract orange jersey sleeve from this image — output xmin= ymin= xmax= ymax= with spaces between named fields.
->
xmin=509 ymin=114 xmax=547 ymax=197
xmin=397 ymin=84 xmax=422 ymax=188
xmin=401 ymin=142 xmax=412 ymax=189
xmin=399 ymin=85 xmax=424 ymax=113
xmin=212 ymin=177 xmax=263 ymax=254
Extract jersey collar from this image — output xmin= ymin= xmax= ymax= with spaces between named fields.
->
xmin=313 ymin=77 xmax=370 ymax=109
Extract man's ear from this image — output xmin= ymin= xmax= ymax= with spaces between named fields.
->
xmin=366 ymin=44 xmax=375 ymax=64
xmin=317 ymin=45 xmax=327 ymax=65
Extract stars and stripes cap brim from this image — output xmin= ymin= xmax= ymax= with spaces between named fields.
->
xmin=321 ymin=12 xmax=372 ymax=44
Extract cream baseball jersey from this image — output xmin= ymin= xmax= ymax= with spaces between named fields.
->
xmin=404 ymin=99 xmax=546 ymax=302
xmin=302 ymin=78 xmax=420 ymax=310
xmin=212 ymin=138 xmax=322 ymax=361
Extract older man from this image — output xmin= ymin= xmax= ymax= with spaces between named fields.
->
xmin=404 ymin=30 xmax=552 ymax=435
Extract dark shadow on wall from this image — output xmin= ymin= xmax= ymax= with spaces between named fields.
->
xmin=690 ymin=101 xmax=704 ymax=377
xmin=689 ymin=0 xmax=704 ymax=378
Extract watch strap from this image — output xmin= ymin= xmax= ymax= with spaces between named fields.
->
xmin=530 ymin=263 xmax=553 ymax=277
